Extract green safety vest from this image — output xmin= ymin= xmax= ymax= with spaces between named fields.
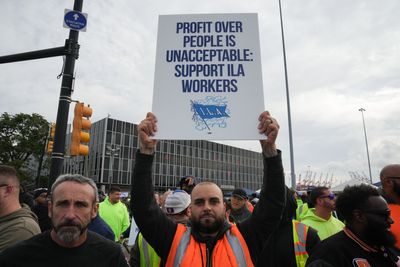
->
xmin=292 ymin=220 xmax=309 ymax=267
xmin=138 ymin=233 xmax=160 ymax=267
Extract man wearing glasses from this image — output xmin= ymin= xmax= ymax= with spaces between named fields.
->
xmin=0 ymin=165 xmax=41 ymax=251
xmin=300 ymin=186 xmax=344 ymax=240
xmin=306 ymin=184 xmax=399 ymax=267
xmin=380 ymin=164 xmax=400 ymax=249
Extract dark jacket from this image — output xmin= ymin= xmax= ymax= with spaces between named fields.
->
xmin=88 ymin=215 xmax=116 ymax=241
xmin=257 ymin=186 xmax=320 ymax=266
xmin=130 ymin=150 xmax=285 ymax=265
xmin=229 ymin=203 xmax=252 ymax=224
xmin=306 ymin=229 xmax=399 ymax=267
xmin=32 ymin=204 xmax=52 ymax=232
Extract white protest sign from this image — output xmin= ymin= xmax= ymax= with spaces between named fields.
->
xmin=127 ymin=216 xmax=139 ymax=246
xmin=152 ymin=13 xmax=265 ymax=140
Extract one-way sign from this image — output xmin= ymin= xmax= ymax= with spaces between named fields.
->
xmin=63 ymin=9 xmax=88 ymax=32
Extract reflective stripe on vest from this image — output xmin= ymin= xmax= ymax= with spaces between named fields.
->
xmin=173 ymin=226 xmax=191 ymax=266
xmin=138 ymin=233 xmax=160 ymax=267
xmin=226 ymin=229 xmax=247 ymax=267
xmin=292 ymin=220 xmax=309 ymax=267
xmin=167 ymin=224 xmax=253 ymax=267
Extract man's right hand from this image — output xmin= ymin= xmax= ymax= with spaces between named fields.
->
xmin=138 ymin=112 xmax=158 ymax=155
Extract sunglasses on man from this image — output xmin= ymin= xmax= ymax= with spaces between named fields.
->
xmin=319 ymin=193 xmax=335 ymax=200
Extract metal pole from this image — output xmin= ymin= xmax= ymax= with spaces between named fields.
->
xmin=100 ymin=115 xmax=109 ymax=187
xmin=0 ymin=46 xmax=66 ymax=64
xmin=36 ymin=124 xmax=50 ymax=187
xmin=278 ymin=0 xmax=296 ymax=189
xmin=359 ymin=108 xmax=373 ymax=184
xmin=48 ymin=0 xmax=84 ymax=188
xmin=106 ymin=143 xmax=120 ymax=191
xmin=109 ymin=151 xmax=114 ymax=191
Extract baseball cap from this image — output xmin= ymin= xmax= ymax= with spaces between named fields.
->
xmin=164 ymin=190 xmax=191 ymax=215
xmin=232 ymin=188 xmax=248 ymax=200
xmin=179 ymin=176 xmax=196 ymax=187
xmin=33 ymin=188 xmax=48 ymax=199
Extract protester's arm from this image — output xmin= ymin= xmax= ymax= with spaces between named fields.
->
xmin=121 ymin=205 xmax=130 ymax=234
xmin=305 ymin=227 xmax=321 ymax=255
xmin=238 ymin=111 xmax=286 ymax=263
xmin=130 ymin=112 xmax=177 ymax=262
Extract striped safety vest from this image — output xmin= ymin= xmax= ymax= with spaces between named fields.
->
xmin=138 ymin=233 xmax=161 ymax=267
xmin=292 ymin=220 xmax=309 ymax=267
xmin=165 ymin=224 xmax=253 ymax=267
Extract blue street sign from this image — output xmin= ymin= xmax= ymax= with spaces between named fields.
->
xmin=63 ymin=9 xmax=88 ymax=32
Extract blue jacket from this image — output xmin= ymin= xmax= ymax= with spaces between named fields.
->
xmin=88 ymin=215 xmax=115 ymax=241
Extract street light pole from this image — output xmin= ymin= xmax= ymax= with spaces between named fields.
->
xmin=278 ymin=0 xmax=296 ymax=189
xmin=106 ymin=145 xmax=120 ymax=191
xmin=358 ymin=108 xmax=373 ymax=184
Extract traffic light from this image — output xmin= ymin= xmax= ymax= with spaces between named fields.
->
xmin=47 ymin=141 xmax=54 ymax=154
xmin=46 ymin=123 xmax=56 ymax=154
xmin=70 ymin=102 xmax=93 ymax=156
xmin=50 ymin=122 xmax=56 ymax=139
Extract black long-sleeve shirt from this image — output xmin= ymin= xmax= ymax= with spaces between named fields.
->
xmin=130 ymin=150 xmax=285 ymax=265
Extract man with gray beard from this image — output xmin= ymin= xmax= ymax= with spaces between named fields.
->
xmin=0 ymin=174 xmax=128 ymax=267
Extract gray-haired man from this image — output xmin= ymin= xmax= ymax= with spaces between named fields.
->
xmin=0 ymin=174 xmax=128 ymax=267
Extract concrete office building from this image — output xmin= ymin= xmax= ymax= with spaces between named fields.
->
xmin=63 ymin=117 xmax=264 ymax=192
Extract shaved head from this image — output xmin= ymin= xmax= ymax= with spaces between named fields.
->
xmin=191 ymin=182 xmax=223 ymax=201
xmin=380 ymin=164 xmax=400 ymax=203
xmin=380 ymin=164 xmax=400 ymax=179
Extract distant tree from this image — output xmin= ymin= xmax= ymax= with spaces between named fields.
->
xmin=0 ymin=112 xmax=49 ymax=181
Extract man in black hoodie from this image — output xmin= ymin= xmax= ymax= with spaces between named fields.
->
xmin=32 ymin=188 xmax=51 ymax=232
xmin=257 ymin=186 xmax=320 ymax=267
xmin=130 ymin=111 xmax=285 ymax=266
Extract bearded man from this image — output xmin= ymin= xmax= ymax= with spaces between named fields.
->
xmin=130 ymin=111 xmax=285 ymax=266
xmin=306 ymin=184 xmax=400 ymax=267
xmin=0 ymin=174 xmax=128 ymax=267
xmin=380 ymin=164 xmax=400 ymax=249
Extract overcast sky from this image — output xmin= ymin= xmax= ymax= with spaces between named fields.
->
xmin=1 ymin=0 xmax=399 ymax=186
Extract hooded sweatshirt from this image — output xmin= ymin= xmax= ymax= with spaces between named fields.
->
xmin=0 ymin=204 xmax=41 ymax=251
xmin=99 ymin=197 xmax=130 ymax=241
xmin=300 ymin=208 xmax=344 ymax=240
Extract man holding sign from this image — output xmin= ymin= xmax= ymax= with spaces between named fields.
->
xmin=130 ymin=111 xmax=284 ymax=266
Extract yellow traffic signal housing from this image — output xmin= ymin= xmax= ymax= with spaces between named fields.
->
xmin=47 ymin=141 xmax=54 ymax=154
xmin=50 ymin=123 xmax=56 ymax=138
xmin=70 ymin=102 xmax=93 ymax=156
xmin=46 ymin=123 xmax=56 ymax=154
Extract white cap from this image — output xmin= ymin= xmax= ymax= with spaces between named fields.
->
xmin=164 ymin=190 xmax=191 ymax=215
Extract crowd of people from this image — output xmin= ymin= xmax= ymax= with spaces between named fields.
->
xmin=0 ymin=111 xmax=399 ymax=266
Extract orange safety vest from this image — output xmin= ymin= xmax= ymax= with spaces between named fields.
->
xmin=388 ymin=204 xmax=400 ymax=249
xmin=246 ymin=200 xmax=254 ymax=212
xmin=165 ymin=224 xmax=254 ymax=267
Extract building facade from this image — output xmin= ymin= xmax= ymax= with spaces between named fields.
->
xmin=64 ymin=117 xmax=264 ymax=192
